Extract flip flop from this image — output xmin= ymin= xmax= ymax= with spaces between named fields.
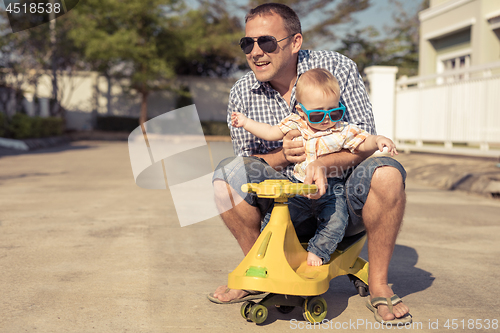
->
xmin=366 ymin=294 xmax=412 ymax=325
xmin=207 ymin=288 xmax=266 ymax=304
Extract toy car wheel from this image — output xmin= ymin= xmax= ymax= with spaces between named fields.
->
xmin=354 ymin=279 xmax=369 ymax=297
xmin=240 ymin=301 xmax=255 ymax=320
xmin=249 ymin=304 xmax=268 ymax=324
xmin=302 ymin=296 xmax=327 ymax=323
xmin=357 ymin=284 xmax=369 ymax=297
xmin=275 ymin=305 xmax=295 ymax=314
xmin=348 ymin=274 xmax=369 ymax=297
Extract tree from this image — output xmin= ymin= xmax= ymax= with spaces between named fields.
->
xmin=172 ymin=1 xmax=245 ymax=77
xmin=335 ymin=0 xmax=429 ymax=78
xmin=68 ymin=0 xmax=185 ymax=126
xmin=335 ymin=27 xmax=384 ymax=76
xmin=69 ymin=0 xmax=245 ymax=125
xmin=0 ymin=28 xmax=41 ymax=114
xmin=381 ymin=0 xmax=430 ymax=77
xmin=0 ymin=7 xmax=85 ymax=118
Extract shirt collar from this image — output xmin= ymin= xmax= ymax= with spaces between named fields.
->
xmin=251 ymin=80 xmax=274 ymax=91
xmin=296 ymin=50 xmax=311 ymax=77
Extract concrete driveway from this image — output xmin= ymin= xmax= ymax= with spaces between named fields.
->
xmin=0 ymin=140 xmax=499 ymax=332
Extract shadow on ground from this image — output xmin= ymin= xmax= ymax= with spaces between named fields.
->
xmin=0 ymin=142 xmax=97 ymax=159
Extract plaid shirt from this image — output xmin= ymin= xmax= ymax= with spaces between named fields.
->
xmin=278 ymin=114 xmax=370 ymax=181
xmin=228 ymin=49 xmax=375 ymax=179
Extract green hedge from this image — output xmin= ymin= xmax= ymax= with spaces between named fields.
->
xmin=4 ymin=113 xmax=64 ymax=139
xmin=96 ymin=116 xmax=141 ymax=132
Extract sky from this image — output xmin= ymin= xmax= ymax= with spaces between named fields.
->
xmin=339 ymin=0 xmax=423 ymax=48
xmin=348 ymin=0 xmax=422 ymax=36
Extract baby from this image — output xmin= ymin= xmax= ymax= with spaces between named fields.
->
xmin=232 ymin=68 xmax=397 ymax=266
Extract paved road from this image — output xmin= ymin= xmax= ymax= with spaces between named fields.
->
xmin=0 ymin=140 xmax=499 ymax=332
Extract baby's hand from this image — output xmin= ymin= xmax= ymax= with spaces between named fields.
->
xmin=376 ymin=136 xmax=398 ymax=156
xmin=303 ymin=160 xmax=327 ymax=199
xmin=231 ymin=112 xmax=247 ymax=128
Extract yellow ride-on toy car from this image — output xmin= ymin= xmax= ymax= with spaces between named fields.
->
xmin=228 ymin=179 xmax=369 ymax=325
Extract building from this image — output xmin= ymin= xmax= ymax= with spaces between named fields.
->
xmin=380 ymin=0 xmax=500 ymax=156
xmin=419 ymin=0 xmax=500 ymax=78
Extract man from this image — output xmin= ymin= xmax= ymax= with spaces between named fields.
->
xmin=209 ymin=3 xmax=410 ymax=323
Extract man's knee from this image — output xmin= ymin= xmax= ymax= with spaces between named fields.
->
xmin=213 ymin=179 xmax=230 ymax=201
xmin=371 ymin=165 xmax=404 ymax=186
xmin=370 ymin=166 xmax=405 ymax=203
xmin=213 ymin=179 xmax=245 ymax=212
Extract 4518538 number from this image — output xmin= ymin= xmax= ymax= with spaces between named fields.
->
xmin=444 ymin=319 xmax=498 ymax=330
xmin=6 ymin=2 xmax=61 ymax=14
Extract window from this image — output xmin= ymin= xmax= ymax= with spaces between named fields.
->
xmin=443 ymin=54 xmax=470 ymax=71
xmin=443 ymin=54 xmax=470 ymax=81
xmin=436 ymin=51 xmax=471 ymax=84
xmin=431 ymin=28 xmax=472 ymax=84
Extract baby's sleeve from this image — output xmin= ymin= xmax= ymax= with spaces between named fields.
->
xmin=277 ymin=115 xmax=299 ymax=135
xmin=342 ymin=124 xmax=370 ymax=153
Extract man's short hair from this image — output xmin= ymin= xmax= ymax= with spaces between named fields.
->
xmin=296 ymin=68 xmax=340 ymax=103
xmin=245 ymin=3 xmax=302 ymax=35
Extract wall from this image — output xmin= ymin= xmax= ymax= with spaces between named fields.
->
xmin=180 ymin=76 xmax=236 ymax=122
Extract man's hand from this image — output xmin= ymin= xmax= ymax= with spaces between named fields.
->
xmin=303 ymin=159 xmax=328 ymax=199
xmin=282 ymin=129 xmax=305 ymax=164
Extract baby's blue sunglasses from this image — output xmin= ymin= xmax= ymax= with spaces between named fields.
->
xmin=299 ymin=102 xmax=346 ymax=123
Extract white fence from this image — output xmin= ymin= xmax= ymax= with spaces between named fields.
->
xmin=365 ymin=62 xmax=500 ymax=157
xmin=395 ymin=62 xmax=500 ymax=152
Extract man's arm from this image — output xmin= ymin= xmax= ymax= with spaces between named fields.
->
xmin=253 ymin=147 xmax=289 ymax=171
xmin=302 ymin=150 xmax=372 ymax=199
xmin=319 ymin=149 xmax=371 ymax=178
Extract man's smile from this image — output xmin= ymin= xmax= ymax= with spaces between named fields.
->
xmin=254 ymin=60 xmax=270 ymax=68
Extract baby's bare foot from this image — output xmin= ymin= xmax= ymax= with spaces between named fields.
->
xmin=307 ymin=252 xmax=323 ymax=266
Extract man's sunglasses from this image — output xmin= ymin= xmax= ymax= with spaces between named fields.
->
xmin=299 ymin=102 xmax=346 ymax=123
xmin=239 ymin=34 xmax=295 ymax=54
